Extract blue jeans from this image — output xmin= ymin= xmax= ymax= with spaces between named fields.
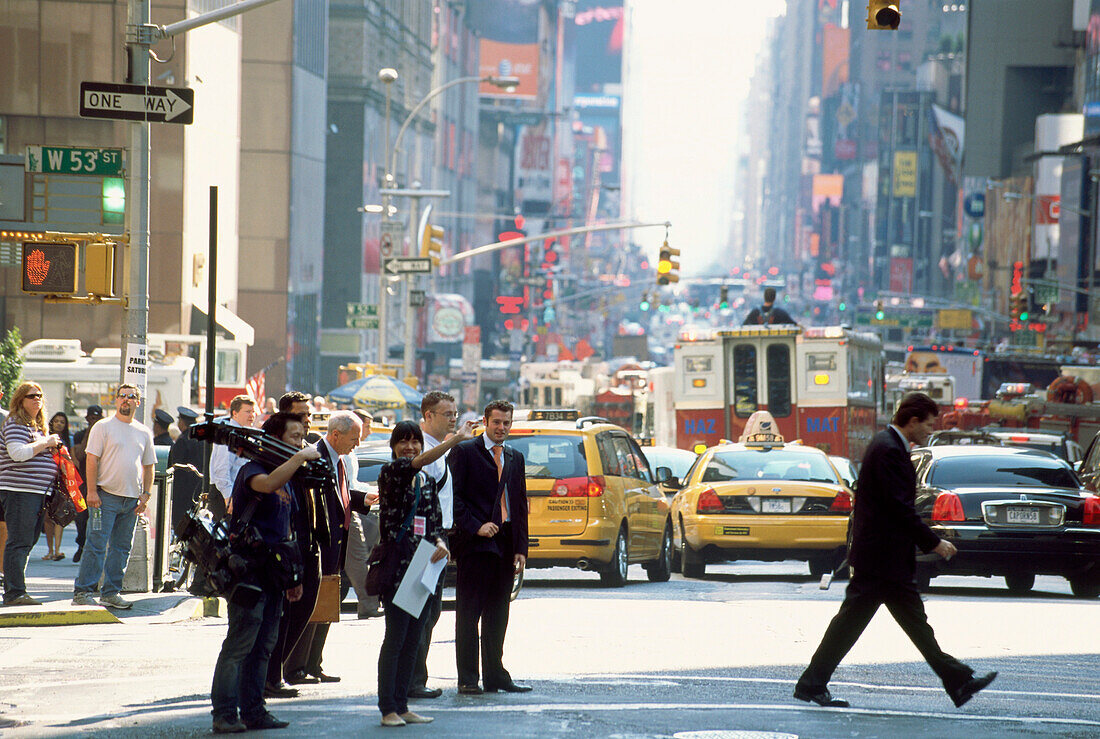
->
xmin=74 ymin=489 xmax=138 ymax=596
xmin=211 ymin=586 xmax=283 ymax=723
xmin=0 ymin=490 xmax=45 ymax=602
xmin=377 ymin=596 xmax=430 ymax=715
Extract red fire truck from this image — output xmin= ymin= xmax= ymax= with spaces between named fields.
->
xmin=673 ymin=326 xmax=886 ymax=459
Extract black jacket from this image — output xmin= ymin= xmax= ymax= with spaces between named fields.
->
xmin=449 ymin=438 xmax=529 ymax=559
xmin=848 ymin=428 xmax=941 ymax=582
xmin=743 ymin=304 xmax=796 ymax=325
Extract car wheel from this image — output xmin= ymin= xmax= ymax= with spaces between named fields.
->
xmin=645 ymin=523 xmax=673 ymax=583
xmin=1004 ymin=572 xmax=1035 ymax=595
xmin=680 ymin=523 xmax=706 ymax=579
xmin=600 ymin=527 xmax=629 ymax=587
xmin=1069 ymin=574 xmax=1100 ymax=599
xmin=808 ymin=554 xmax=833 ymax=579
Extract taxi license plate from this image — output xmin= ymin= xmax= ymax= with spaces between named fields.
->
xmin=762 ymin=498 xmax=792 ymax=514
xmin=1006 ymin=507 xmax=1041 ymax=525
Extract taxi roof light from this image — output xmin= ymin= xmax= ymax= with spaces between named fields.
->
xmin=692 ymin=442 xmax=708 ymax=455
xmin=738 ymin=410 xmax=785 ymax=445
xmin=530 ymin=408 xmax=580 ymax=421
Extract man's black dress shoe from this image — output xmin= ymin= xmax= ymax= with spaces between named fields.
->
xmin=408 ymin=686 xmax=443 ymax=699
xmin=245 ymin=712 xmax=290 ymax=730
xmin=286 ymin=669 xmax=320 ymax=685
xmin=457 ymin=684 xmax=484 ymax=695
xmin=793 ymin=687 xmax=849 ymax=707
xmin=949 ymin=671 xmax=997 ymax=708
xmin=263 ymin=683 xmax=299 ymax=699
xmin=485 ymin=681 xmax=532 ymax=693
xmin=309 ymin=671 xmax=341 ymax=683
xmin=212 ymin=716 xmax=247 ymax=734
xmin=73 ymin=547 xmax=83 ymax=564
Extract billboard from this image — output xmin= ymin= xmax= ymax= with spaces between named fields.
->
xmin=514 ymin=124 xmax=554 ymax=210
xmin=479 ymin=40 xmax=538 ymax=99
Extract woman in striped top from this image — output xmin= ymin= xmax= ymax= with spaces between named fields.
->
xmin=0 ymin=383 xmax=63 ymax=606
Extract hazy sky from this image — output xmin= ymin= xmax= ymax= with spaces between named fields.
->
xmin=623 ymin=0 xmax=785 ymax=272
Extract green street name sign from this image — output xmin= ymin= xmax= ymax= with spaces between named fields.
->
xmin=25 ymin=145 xmax=125 ymax=176
xmin=346 ymin=316 xmax=380 ymax=329
xmin=346 ymin=303 xmax=378 ymax=317
xmin=855 ymin=310 xmax=934 ymax=329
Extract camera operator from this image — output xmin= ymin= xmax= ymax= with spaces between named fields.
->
xmin=210 ymin=412 xmax=319 ymax=734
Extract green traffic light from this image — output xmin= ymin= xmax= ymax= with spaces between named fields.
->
xmin=102 ymin=177 xmax=125 ymax=225
xmin=1019 ymin=311 xmax=1029 ymax=321
xmin=640 ymin=300 xmax=650 ymax=311
xmin=838 ymin=302 xmax=847 ymax=311
xmin=875 ymin=310 xmax=885 ymax=321
xmin=719 ymin=301 xmax=729 ymax=309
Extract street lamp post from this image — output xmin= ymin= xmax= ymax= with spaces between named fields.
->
xmin=382 ymin=74 xmax=519 ymax=379
xmin=376 ymin=67 xmax=398 ymax=366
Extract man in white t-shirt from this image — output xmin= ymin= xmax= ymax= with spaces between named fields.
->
xmin=72 ymin=384 xmax=156 ymax=609
xmin=407 ymin=390 xmax=458 ymax=700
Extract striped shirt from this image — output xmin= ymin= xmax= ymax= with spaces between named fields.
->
xmin=0 ymin=421 xmax=58 ymax=495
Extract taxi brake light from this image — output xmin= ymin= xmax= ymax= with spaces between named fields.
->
xmin=954 ymin=397 xmax=968 ymax=409
xmin=1084 ymin=496 xmax=1100 ymax=525
xmin=697 ymin=488 xmax=724 ymax=514
xmin=553 ymin=476 xmax=605 ymax=497
xmin=932 ymin=492 xmax=965 ymax=522
xmin=829 ymin=490 xmax=852 ymax=513
xmin=1009 ymin=435 xmax=1031 ymax=443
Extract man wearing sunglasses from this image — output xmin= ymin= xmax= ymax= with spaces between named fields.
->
xmin=72 ymin=384 xmax=157 ymax=609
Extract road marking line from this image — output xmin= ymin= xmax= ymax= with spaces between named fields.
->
xmin=587 ymin=672 xmax=1100 ymax=702
xmin=424 ymin=702 xmax=1100 ymax=728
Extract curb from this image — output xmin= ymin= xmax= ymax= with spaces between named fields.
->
xmin=0 ymin=606 xmax=121 ymax=627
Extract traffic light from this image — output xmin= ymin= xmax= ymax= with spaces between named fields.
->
xmin=84 ymin=241 xmax=115 ymax=297
xmin=22 ymin=241 xmax=78 ymax=295
xmin=657 ymin=241 xmax=680 ymax=285
xmin=101 ymin=177 xmax=125 ymax=225
xmin=838 ymin=301 xmax=847 ymax=312
xmin=719 ymin=285 xmax=729 ymax=309
xmin=866 ymin=1 xmax=901 ymax=30
xmin=874 ymin=300 xmax=885 ymax=321
xmin=1010 ymin=291 xmax=1029 ymax=321
xmin=640 ymin=293 xmax=651 ymax=312
xmin=420 ymin=222 xmax=444 ymax=266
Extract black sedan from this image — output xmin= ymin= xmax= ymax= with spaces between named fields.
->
xmin=910 ymin=446 xmax=1100 ymax=597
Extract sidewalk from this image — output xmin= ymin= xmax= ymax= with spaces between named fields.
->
xmin=0 ymin=531 xmax=210 ymax=626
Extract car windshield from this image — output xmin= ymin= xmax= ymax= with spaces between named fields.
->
xmin=506 ymin=434 xmax=589 ymax=479
xmin=356 ymin=453 xmax=391 ymax=484
xmin=929 ymin=454 xmax=1078 ymax=489
xmin=643 ymin=449 xmax=697 ymax=480
xmin=702 ymin=449 xmax=839 ymax=484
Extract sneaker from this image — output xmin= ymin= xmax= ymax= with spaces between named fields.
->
xmin=72 ymin=592 xmax=98 ymax=606
xmin=98 ymin=593 xmax=133 ymax=610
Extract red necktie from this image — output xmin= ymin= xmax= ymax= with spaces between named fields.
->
xmin=493 ymin=445 xmax=508 ymax=522
xmin=337 ymin=457 xmax=351 ymax=530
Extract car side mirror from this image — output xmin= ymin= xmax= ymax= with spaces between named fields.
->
xmin=655 ymin=466 xmax=673 ymax=484
xmin=1074 ymin=460 xmax=1084 ymax=474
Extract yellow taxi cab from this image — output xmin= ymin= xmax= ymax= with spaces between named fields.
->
xmin=670 ymin=410 xmax=851 ymax=579
xmin=508 ymin=409 xmax=674 ymax=587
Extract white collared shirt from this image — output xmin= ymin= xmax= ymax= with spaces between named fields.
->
xmin=210 ymin=419 xmax=249 ymax=501
xmin=321 ymin=438 xmax=360 ymax=493
xmin=422 ymin=430 xmax=452 ymax=528
xmin=482 ymin=433 xmax=509 ymax=522
xmin=889 ymin=424 xmax=910 ymax=450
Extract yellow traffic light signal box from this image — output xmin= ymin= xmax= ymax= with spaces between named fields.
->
xmin=866 ymin=1 xmax=901 ymax=30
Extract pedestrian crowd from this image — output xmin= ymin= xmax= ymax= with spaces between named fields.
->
xmin=0 ymin=382 xmax=998 ymax=732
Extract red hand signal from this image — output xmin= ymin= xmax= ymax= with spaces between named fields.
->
xmin=25 ymin=249 xmax=51 ymax=286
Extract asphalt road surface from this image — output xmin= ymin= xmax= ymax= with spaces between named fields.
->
xmin=2 ymin=557 xmax=1098 ymax=738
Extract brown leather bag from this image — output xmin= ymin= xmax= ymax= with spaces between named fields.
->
xmin=308 ymin=574 xmax=341 ymax=623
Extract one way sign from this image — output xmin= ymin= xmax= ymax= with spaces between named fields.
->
xmin=80 ymin=82 xmax=195 ymax=125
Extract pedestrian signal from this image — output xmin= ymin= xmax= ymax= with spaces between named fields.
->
xmin=22 ymin=242 xmax=78 ymax=295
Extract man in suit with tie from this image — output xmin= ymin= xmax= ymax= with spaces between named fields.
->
xmin=450 ymin=399 xmax=530 ymax=695
xmin=284 ymin=410 xmax=371 ymax=686
xmin=794 ymin=392 xmax=997 ymax=709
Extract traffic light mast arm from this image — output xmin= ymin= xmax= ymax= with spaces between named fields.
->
xmin=438 ymin=220 xmax=672 ymax=266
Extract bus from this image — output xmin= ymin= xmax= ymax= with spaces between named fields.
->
xmin=673 ymin=325 xmax=885 ymax=459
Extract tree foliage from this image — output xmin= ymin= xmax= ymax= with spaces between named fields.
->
xmin=0 ymin=327 xmax=24 ymax=408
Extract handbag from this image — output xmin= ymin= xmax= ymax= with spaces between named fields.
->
xmin=52 ymin=448 xmax=87 ymax=512
xmin=308 ymin=574 xmax=342 ymax=623
xmin=365 ymin=475 xmax=422 ymax=597
xmin=45 ymin=476 xmax=79 ymax=527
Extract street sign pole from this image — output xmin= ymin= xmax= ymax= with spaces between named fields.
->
xmin=123 ymin=0 xmax=151 ymax=423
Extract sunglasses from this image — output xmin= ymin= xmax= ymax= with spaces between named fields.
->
xmin=25 ymin=393 xmax=43 ymax=400
xmin=118 ymin=393 xmax=140 ymax=400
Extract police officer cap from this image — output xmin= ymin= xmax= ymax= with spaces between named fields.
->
xmin=86 ymin=405 xmax=104 ymax=418
xmin=177 ymin=406 xmax=199 ymax=421
xmin=153 ymin=408 xmax=174 ymax=426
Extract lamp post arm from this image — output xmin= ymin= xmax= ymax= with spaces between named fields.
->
xmin=439 ymin=220 xmax=672 ymax=266
xmin=388 ymin=75 xmax=484 ymax=184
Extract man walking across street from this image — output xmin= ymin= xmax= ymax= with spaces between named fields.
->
xmin=407 ymin=390 xmax=458 ymax=699
xmin=210 ymin=395 xmax=257 ymax=520
xmin=72 ymin=385 xmax=156 ymax=609
xmin=450 ymin=399 xmax=530 ymax=695
xmin=794 ymin=392 xmax=997 ymax=708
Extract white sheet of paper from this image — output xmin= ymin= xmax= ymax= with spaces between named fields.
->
xmin=392 ymin=539 xmax=435 ymax=617
xmin=420 ymin=550 xmax=447 ymax=592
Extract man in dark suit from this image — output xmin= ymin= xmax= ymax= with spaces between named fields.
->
xmin=450 ymin=399 xmax=530 ymax=695
xmin=282 ymin=410 xmax=370 ymax=688
xmin=794 ymin=392 xmax=996 ymax=709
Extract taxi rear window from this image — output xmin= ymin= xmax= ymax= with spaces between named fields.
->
xmin=507 ymin=434 xmax=589 ymax=479
xmin=702 ymin=449 xmax=838 ymax=484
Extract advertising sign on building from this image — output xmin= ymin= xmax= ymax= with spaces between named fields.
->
xmin=889 ymin=257 xmax=913 ymax=293
xmin=892 ymin=151 xmax=918 ymax=198
xmin=478 ymin=40 xmax=538 ymax=99
xmin=514 ymin=124 xmax=554 ymax=207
